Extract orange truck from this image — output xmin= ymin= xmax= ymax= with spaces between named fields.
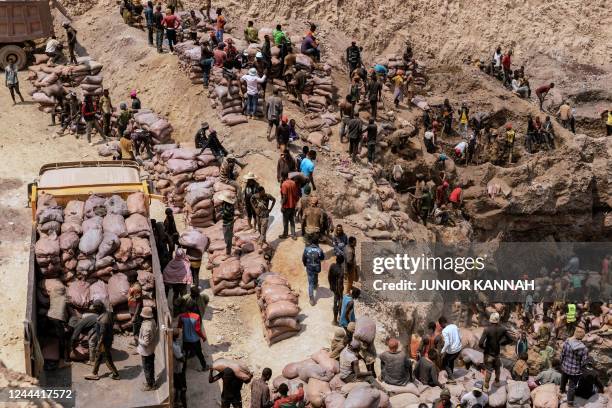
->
xmin=0 ymin=0 xmax=53 ymax=68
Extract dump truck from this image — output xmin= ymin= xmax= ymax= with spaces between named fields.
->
xmin=0 ymin=0 xmax=54 ymax=68
xmin=25 ymin=161 xmax=173 ymax=408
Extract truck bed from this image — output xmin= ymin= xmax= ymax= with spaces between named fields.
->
xmin=40 ymin=336 xmax=168 ymax=408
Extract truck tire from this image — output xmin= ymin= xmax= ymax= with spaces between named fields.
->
xmin=0 ymin=45 xmax=28 ymax=70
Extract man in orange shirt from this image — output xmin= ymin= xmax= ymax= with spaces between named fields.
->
xmin=279 ymin=171 xmax=299 ymax=240
xmin=215 ymin=8 xmax=226 ymax=43
xmin=273 ymin=383 xmax=304 ymax=408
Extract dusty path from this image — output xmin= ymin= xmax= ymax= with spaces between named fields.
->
xmin=0 ymin=82 xmax=99 ymax=371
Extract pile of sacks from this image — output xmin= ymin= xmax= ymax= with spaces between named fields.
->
xmin=34 ymin=192 xmax=155 ymax=341
xmin=133 ymin=110 xmax=175 ymax=145
xmin=299 ymin=111 xmax=340 ymax=147
xmin=377 ymin=55 xmax=428 ymax=87
xmin=26 ymin=55 xmax=105 ymax=113
xmin=145 ymin=145 xmax=219 ymax=213
xmin=272 ymin=348 xmax=389 ymax=408
xmin=256 ymin=273 xmax=301 ymax=345
xmin=201 ymin=219 xmax=269 ymax=296
xmin=174 ymin=40 xmax=205 ymax=85
xmin=210 ymin=70 xmax=253 ymax=127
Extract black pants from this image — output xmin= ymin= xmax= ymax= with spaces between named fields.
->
xmin=349 ymin=138 xmax=360 ymax=161
xmin=166 ymin=29 xmax=177 ymax=52
xmin=191 ymin=266 xmax=200 ymax=286
xmin=174 ymin=372 xmax=187 ymax=407
xmin=442 ymin=351 xmax=460 ymax=379
xmin=133 ymin=303 xmax=143 ymax=338
xmin=50 ymin=318 xmax=69 ymax=360
xmin=367 ymin=144 xmax=375 ymax=163
xmin=332 ymin=292 xmax=342 ymax=322
xmin=221 ymin=401 xmax=242 ymax=408
xmin=282 ymin=208 xmax=296 ymax=237
xmin=8 ymin=83 xmax=24 ymax=103
xmin=607 ymin=124 xmax=612 ymax=136
xmin=183 ymin=340 xmax=206 ymax=369
xmin=142 ymin=354 xmax=155 ymax=386
xmin=68 ymin=44 xmax=77 ymax=64
xmin=370 ymin=99 xmax=377 ymax=120
xmin=103 ymin=113 xmax=112 ymax=137
xmin=146 ymin=24 xmax=154 ymax=45
xmin=93 ymin=344 xmax=119 ymax=376
xmin=560 ymin=373 xmax=580 ymax=403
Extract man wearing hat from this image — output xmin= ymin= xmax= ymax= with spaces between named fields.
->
xmin=241 ymin=67 xmax=266 ymax=118
xmin=250 ymin=185 xmax=276 ymax=244
xmin=460 ymin=381 xmax=488 ymax=408
xmin=432 ymin=388 xmax=452 ymax=408
xmin=243 ymin=172 xmax=259 ymax=229
xmin=4 ymin=55 xmax=24 ymax=105
xmin=478 ymin=312 xmax=512 ymax=390
xmin=219 ymin=191 xmax=236 ymax=255
xmin=85 ymin=300 xmax=120 ymax=381
xmin=195 ymin=121 xmax=210 ymax=150
xmin=560 ymin=327 xmax=588 ymax=406
xmin=63 ymin=22 xmax=78 ymax=64
xmin=137 ymin=306 xmax=158 ymax=391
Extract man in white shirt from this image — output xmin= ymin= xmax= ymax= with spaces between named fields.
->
xmin=240 ymin=67 xmax=266 ymax=118
xmin=439 ymin=316 xmax=462 ymax=383
xmin=45 ymin=35 xmax=61 ymax=64
xmin=460 ymin=381 xmax=488 ymax=408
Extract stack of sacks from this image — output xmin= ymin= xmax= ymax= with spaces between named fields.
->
xmin=299 ymin=111 xmax=339 ymax=147
xmin=34 ymin=192 xmax=154 ymax=344
xmin=376 ymin=182 xmax=400 ymax=212
xmin=201 ymin=219 xmax=269 ymax=296
xmin=174 ymin=41 xmax=203 ymax=84
xmin=133 ymin=110 xmax=175 ymax=145
xmin=256 ymin=273 xmax=300 ymax=344
xmin=79 ymin=73 xmax=104 ymax=97
xmin=184 ymin=180 xmax=216 ymax=228
xmin=146 ymin=146 xmax=219 ymax=213
xmin=376 ymin=55 xmax=428 ymax=87
xmin=212 ymin=77 xmax=251 ymax=126
xmin=274 ymin=351 xmax=389 ymax=408
xmin=178 ymin=229 xmax=209 ymax=268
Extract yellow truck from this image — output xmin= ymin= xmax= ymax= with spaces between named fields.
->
xmin=25 ymin=161 xmax=172 ymax=407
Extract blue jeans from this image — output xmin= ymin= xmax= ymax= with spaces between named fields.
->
xmin=307 ymin=270 xmax=319 ymax=299
xmin=246 ymin=94 xmax=258 ymax=116
xmin=215 ymin=29 xmax=224 ymax=43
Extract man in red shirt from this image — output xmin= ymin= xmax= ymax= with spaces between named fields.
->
xmin=213 ymin=43 xmax=227 ymax=67
xmin=280 ymin=170 xmax=300 ymax=240
xmin=273 ymin=383 xmax=304 ymax=408
xmin=435 ymin=181 xmax=449 ymax=207
xmin=535 ymin=82 xmax=555 ymax=111
xmin=162 ymin=9 xmax=180 ymax=53
xmin=449 ymin=186 xmax=463 ymax=210
xmin=501 ymin=50 xmax=512 ymax=86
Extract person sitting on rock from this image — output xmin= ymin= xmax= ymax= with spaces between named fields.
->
xmin=379 ymin=338 xmax=413 ymax=386
xmin=432 ymin=388 xmax=453 ymax=408
xmin=535 ymin=358 xmax=562 ymax=386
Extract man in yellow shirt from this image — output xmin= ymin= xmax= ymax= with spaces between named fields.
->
xmin=120 ymin=133 xmax=134 ymax=160
xmin=391 ymin=71 xmax=404 ymax=107
xmin=244 ymin=20 xmax=259 ymax=43
xmin=606 ymin=108 xmax=612 ymax=136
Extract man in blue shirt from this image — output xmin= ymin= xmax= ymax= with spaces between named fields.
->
xmin=302 ymin=238 xmax=325 ymax=305
xmin=340 ymin=287 xmax=361 ymax=328
xmin=144 ymin=1 xmax=154 ymax=46
xmin=299 ymin=150 xmax=317 ymax=191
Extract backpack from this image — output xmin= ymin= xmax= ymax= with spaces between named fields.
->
xmin=347 ymin=46 xmax=360 ymax=64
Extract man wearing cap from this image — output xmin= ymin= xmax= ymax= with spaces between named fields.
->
xmin=560 ymin=327 xmax=588 ymax=406
xmin=251 ymin=186 xmax=276 ymax=244
xmin=460 ymin=381 xmax=488 ymax=408
xmin=63 ymin=22 xmax=78 ymax=64
xmin=479 ymin=312 xmax=512 ymax=391
xmin=275 ymin=115 xmax=291 ymax=149
xmin=198 ymin=129 xmax=228 ymax=161
xmin=130 ymin=90 xmax=141 ymax=110
xmin=86 ymin=300 xmax=120 ymax=381
xmin=433 ymin=388 xmax=453 ymax=408
xmin=241 ymin=67 xmax=266 ymax=118
xmin=219 ymin=191 xmax=236 ymax=255
xmin=265 ymin=88 xmax=284 ymax=140
xmin=137 ymin=306 xmax=158 ymax=391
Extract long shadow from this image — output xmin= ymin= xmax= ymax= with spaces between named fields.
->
xmin=118 ymin=364 xmax=143 ymax=380
xmin=315 ymin=286 xmax=333 ymax=300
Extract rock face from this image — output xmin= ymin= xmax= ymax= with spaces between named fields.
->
xmin=466 ymin=136 xmax=612 ymax=241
